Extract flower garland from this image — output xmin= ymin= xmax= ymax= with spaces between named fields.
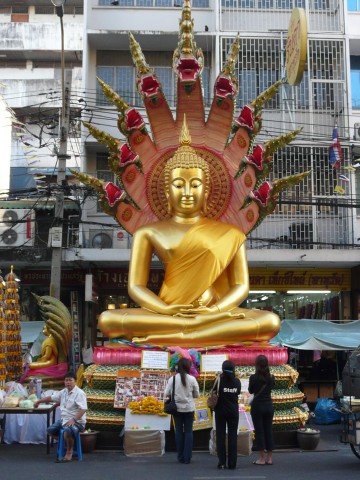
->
xmin=4 ymin=266 xmax=22 ymax=380
xmin=0 ymin=272 xmax=6 ymax=387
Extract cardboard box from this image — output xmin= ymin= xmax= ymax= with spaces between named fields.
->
xmin=125 ymin=409 xmax=171 ymax=431
xmin=124 ymin=430 xmax=165 ymax=457
xmin=209 ymin=429 xmax=253 ymax=456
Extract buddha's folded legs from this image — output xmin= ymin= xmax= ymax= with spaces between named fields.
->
xmin=98 ymin=307 xmax=280 ymax=347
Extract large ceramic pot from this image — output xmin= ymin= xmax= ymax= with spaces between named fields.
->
xmin=296 ymin=428 xmax=320 ymax=450
xmin=80 ymin=431 xmax=99 ymax=453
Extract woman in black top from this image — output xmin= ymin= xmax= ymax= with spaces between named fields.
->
xmin=248 ymin=354 xmax=275 ymax=465
xmin=214 ymin=360 xmax=241 ymax=470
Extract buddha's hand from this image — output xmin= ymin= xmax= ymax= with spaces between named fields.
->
xmin=177 ymin=305 xmax=219 ymax=316
xmin=160 ymin=304 xmax=193 ymax=316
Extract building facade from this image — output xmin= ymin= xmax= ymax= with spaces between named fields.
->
xmin=1 ymin=1 xmax=359 ymax=349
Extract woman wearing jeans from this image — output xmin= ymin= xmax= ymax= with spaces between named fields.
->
xmin=164 ymin=358 xmax=199 ymax=464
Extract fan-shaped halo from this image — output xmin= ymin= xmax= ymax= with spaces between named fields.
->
xmin=147 ymin=147 xmax=232 ymax=220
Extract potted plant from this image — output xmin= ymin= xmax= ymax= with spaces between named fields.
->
xmin=296 ymin=427 xmax=320 ymax=450
xmin=80 ymin=429 xmax=99 ymax=453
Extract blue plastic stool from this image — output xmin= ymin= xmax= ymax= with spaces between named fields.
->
xmin=57 ymin=428 xmax=83 ymax=461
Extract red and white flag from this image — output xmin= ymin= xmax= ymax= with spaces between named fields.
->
xmin=329 ymin=125 xmax=343 ymax=169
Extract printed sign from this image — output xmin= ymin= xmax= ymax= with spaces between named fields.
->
xmin=141 ymin=351 xmax=170 ymax=370
xmin=201 ymin=354 xmax=228 ymax=373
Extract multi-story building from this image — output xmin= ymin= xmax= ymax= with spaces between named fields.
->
xmin=0 ymin=1 xmax=84 ymax=318
xmin=78 ymin=0 xmax=359 ymax=340
xmin=1 ymin=1 xmax=359 ymax=348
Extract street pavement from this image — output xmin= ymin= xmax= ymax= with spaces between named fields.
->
xmin=1 ymin=424 xmax=359 ymax=480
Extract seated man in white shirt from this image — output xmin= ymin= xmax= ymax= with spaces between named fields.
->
xmin=34 ymin=371 xmax=87 ymax=462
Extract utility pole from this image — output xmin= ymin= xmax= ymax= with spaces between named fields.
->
xmin=49 ymin=0 xmax=71 ymax=299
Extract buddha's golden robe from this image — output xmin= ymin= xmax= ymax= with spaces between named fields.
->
xmin=158 ymin=217 xmax=246 ymax=306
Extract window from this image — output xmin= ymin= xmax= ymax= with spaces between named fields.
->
xmin=99 ymin=0 xmax=209 ymax=5
xmin=155 ymin=0 xmax=173 ymax=5
xmin=97 ymin=154 xmax=113 ymax=183
xmin=96 ymin=154 xmax=114 ymax=212
xmin=350 ymin=57 xmax=360 ymax=109
xmin=348 ymin=0 xmax=360 ymax=11
xmin=97 ymin=64 xmax=210 ymax=108
xmin=96 ymin=66 xmax=137 ymax=105
xmin=154 ymin=67 xmax=175 ymax=107
xmin=224 ymin=37 xmax=282 ymax=108
xmin=356 ymin=169 xmax=360 ymax=216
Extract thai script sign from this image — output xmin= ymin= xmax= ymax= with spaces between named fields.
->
xmin=286 ymin=8 xmax=307 ymax=86
xmin=249 ymin=268 xmax=350 ymax=291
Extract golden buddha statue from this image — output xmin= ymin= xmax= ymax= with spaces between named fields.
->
xmin=29 ymin=324 xmax=58 ymax=369
xmin=74 ymin=1 xmax=307 ymax=348
xmin=27 ymin=294 xmax=72 ymax=369
xmin=98 ymin=121 xmax=280 ymax=347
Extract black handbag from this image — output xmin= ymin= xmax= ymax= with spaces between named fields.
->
xmin=164 ymin=376 xmax=177 ymax=415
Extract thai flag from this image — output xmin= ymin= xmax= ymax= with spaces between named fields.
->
xmin=329 ymin=126 xmax=342 ymax=169
xmin=338 ymin=175 xmax=350 ymax=182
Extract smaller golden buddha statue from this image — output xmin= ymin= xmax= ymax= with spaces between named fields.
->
xmin=29 ymin=324 xmax=58 ymax=369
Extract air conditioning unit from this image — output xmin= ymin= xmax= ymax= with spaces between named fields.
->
xmin=0 ymin=209 xmax=34 ymax=247
xmin=89 ymin=228 xmax=129 ymax=249
xmin=89 ymin=229 xmax=113 ymax=249
xmin=354 ymin=123 xmax=360 ymax=141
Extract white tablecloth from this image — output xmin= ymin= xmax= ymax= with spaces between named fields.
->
xmin=4 ymin=408 xmax=60 ymax=445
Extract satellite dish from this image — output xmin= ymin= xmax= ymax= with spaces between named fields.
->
xmin=1 ymin=229 xmax=18 ymax=245
xmin=91 ymin=232 xmax=112 ymax=249
xmin=1 ymin=210 xmax=19 ymax=227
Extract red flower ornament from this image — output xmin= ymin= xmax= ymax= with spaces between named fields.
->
xmin=251 ymin=181 xmax=272 ymax=207
xmin=176 ymin=57 xmax=202 ymax=84
xmin=214 ymin=75 xmax=236 ymax=99
xmin=119 ymin=144 xmax=139 ymax=167
xmin=104 ymin=182 xmax=126 ymax=207
xmin=235 ymin=105 xmax=255 ymax=130
xmin=125 ymin=108 xmax=145 ymax=131
xmin=139 ymin=74 xmax=161 ymax=99
xmin=245 ymin=145 xmax=265 ymax=170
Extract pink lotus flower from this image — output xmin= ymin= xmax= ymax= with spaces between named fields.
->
xmin=119 ymin=144 xmax=139 ymax=167
xmin=176 ymin=57 xmax=202 ymax=84
xmin=245 ymin=145 xmax=265 ymax=170
xmin=251 ymin=181 xmax=272 ymax=207
xmin=139 ymin=74 xmax=161 ymax=99
xmin=235 ymin=105 xmax=255 ymax=130
xmin=104 ymin=182 xmax=125 ymax=207
xmin=214 ymin=75 xmax=236 ymax=99
xmin=125 ymin=108 xmax=145 ymax=131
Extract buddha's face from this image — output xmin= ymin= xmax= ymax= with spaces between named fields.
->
xmin=168 ymin=167 xmax=207 ymax=217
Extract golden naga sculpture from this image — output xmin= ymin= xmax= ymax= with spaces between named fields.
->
xmin=29 ymin=295 xmax=71 ymax=369
xmin=72 ymin=0 xmax=308 ymax=348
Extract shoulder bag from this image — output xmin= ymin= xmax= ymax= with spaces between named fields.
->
xmin=207 ymin=375 xmax=220 ymax=411
xmin=164 ymin=376 xmax=178 ymax=415
xmin=248 ymin=382 xmax=266 ymax=406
